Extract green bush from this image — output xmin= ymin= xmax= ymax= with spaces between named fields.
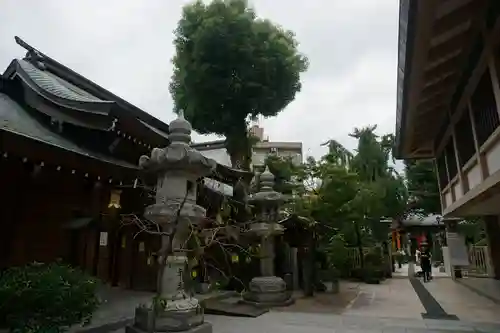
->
xmin=364 ymin=250 xmax=383 ymax=267
xmin=318 ymin=267 xmax=340 ymax=282
xmin=0 ymin=262 xmax=101 ymax=332
xmin=362 ymin=266 xmax=383 ymax=284
xmin=323 ymin=235 xmax=351 ymax=276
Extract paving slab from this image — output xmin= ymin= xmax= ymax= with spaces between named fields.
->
xmin=344 ymin=279 xmax=424 ymax=319
xmin=457 ymin=277 xmax=500 ymax=304
xmin=423 ymin=278 xmax=500 ymax=324
xmin=94 ymin=277 xmax=500 ymax=332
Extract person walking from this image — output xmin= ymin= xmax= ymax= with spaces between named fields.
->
xmin=420 ymin=243 xmax=432 ymax=282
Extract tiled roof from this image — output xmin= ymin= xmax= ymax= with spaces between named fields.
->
xmin=0 ymin=92 xmax=136 ymax=169
xmin=16 ymin=59 xmax=113 ymax=105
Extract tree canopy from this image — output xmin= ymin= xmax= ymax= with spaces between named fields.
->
xmin=170 ymin=0 xmax=308 ymax=169
xmin=283 ymin=126 xmax=408 ymax=249
xmin=404 ymin=160 xmax=441 ymax=215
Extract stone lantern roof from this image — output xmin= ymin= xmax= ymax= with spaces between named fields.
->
xmin=249 ymin=166 xmax=284 ymax=205
xmin=138 ymin=111 xmax=216 ymax=175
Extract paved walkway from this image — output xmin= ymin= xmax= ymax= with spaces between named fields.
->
xmin=457 ymin=277 xmax=500 ymax=304
xmin=87 ymin=268 xmax=500 ymax=333
xmin=203 ymin=311 xmax=500 ymax=333
xmin=424 ymin=278 xmax=500 ymax=324
xmin=344 ymin=278 xmax=424 ymax=319
xmin=394 ymin=263 xmax=450 ymax=279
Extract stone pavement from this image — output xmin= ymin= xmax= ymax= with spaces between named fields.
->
xmin=394 ymin=263 xmax=449 ymax=279
xmin=457 ymin=277 xmax=500 ymax=304
xmin=424 ymin=278 xmax=500 ymax=324
xmin=92 ymin=272 xmax=500 ymax=333
xmin=344 ymin=278 xmax=424 ymax=319
xmin=111 ymin=311 xmax=500 ymax=332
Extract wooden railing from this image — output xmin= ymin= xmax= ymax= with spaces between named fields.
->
xmin=467 ymin=246 xmax=494 ymax=277
xmin=347 ymin=246 xmax=381 ymax=268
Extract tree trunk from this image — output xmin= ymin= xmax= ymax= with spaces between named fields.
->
xmin=354 ymin=221 xmax=364 ymax=268
xmin=225 ymin=127 xmax=251 ymax=171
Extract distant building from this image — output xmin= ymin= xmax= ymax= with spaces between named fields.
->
xmin=252 ymin=140 xmax=302 ymax=169
xmin=192 ymin=125 xmax=303 ymax=170
xmin=249 ymin=124 xmax=264 ymax=141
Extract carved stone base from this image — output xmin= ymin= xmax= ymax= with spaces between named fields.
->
xmin=126 ymin=321 xmax=212 ymax=333
xmin=127 ymin=306 xmax=210 ymax=333
xmin=241 ymin=276 xmax=294 ymax=307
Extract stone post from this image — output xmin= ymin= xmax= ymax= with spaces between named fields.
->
xmin=260 ymin=235 xmax=275 ymax=276
xmin=241 ymin=167 xmax=293 ymax=307
xmin=127 ymin=112 xmax=216 ymax=333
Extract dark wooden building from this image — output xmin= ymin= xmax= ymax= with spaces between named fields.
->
xmin=0 ymin=37 xmax=170 ymax=290
xmin=0 ymin=37 xmax=260 ymax=293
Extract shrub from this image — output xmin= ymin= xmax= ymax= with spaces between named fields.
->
xmin=323 ymin=235 xmax=351 ymax=276
xmin=364 ymin=250 xmax=383 ymax=267
xmin=0 ymin=262 xmax=100 ymax=332
xmin=362 ymin=266 xmax=383 ymax=284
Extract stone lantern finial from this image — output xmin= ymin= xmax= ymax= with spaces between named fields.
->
xmin=168 ymin=110 xmax=192 ymax=146
xmin=259 ymin=166 xmax=275 ymax=192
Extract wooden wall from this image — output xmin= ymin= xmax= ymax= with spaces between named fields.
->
xmin=0 ymin=156 xmax=159 ymax=291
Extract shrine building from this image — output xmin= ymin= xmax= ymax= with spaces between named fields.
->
xmin=395 ymin=0 xmax=500 ymax=278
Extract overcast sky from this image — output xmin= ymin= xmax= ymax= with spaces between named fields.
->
xmin=0 ymin=0 xmax=399 ymax=160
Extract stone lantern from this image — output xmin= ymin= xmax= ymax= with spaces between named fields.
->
xmin=128 ymin=112 xmax=216 ymax=333
xmin=242 ymin=166 xmax=293 ymax=307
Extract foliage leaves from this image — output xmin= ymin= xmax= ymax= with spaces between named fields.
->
xmin=404 ymin=159 xmax=441 ymax=215
xmin=170 ymin=0 xmax=308 ymax=167
xmin=0 ymin=262 xmax=100 ymax=332
xmin=283 ymin=126 xmax=409 ymax=249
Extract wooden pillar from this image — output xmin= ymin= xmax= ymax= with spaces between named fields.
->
xmin=469 ymin=103 xmax=489 ymax=180
xmin=291 ymin=247 xmax=299 ymax=290
xmin=450 ymin=120 xmax=469 ymax=194
xmin=95 ymin=187 xmax=116 ymax=284
xmin=484 ymin=216 xmax=500 ymax=279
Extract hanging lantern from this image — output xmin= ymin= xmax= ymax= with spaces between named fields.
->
xmin=231 ymin=253 xmax=239 ymax=263
xmin=215 ymin=212 xmax=223 ymax=225
xmin=396 ymin=231 xmax=401 ymax=250
xmin=108 ymin=189 xmax=122 ymax=209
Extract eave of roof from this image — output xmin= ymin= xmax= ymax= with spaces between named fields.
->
xmin=0 ymin=92 xmax=137 ymax=169
xmin=191 ymin=139 xmax=226 ymax=151
xmin=9 ymin=36 xmax=169 ymax=135
xmin=6 ymin=59 xmax=114 ymax=116
xmin=395 ymin=0 xmax=418 ymax=159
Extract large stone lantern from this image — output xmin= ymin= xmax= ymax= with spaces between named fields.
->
xmin=128 ymin=112 xmax=216 ymax=333
xmin=242 ymin=167 xmax=293 ymax=307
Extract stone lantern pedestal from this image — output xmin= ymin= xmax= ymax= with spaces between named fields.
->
xmin=241 ymin=168 xmax=293 ymax=307
xmin=126 ymin=112 xmax=216 ymax=333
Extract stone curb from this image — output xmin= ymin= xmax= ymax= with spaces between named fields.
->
xmin=73 ymin=319 xmax=134 ymax=333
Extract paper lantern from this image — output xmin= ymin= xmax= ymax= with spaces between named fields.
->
xmin=108 ymin=189 xmax=122 ymax=209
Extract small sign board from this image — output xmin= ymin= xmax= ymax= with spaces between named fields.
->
xmin=99 ymin=232 xmax=108 ymax=246
xmin=446 ymin=232 xmax=469 ymax=266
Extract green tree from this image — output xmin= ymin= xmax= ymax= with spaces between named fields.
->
xmin=349 ymin=126 xmax=408 ymax=242
xmin=170 ymin=0 xmax=309 ymax=169
xmin=404 ymin=159 xmax=441 ymax=215
xmin=264 ymin=155 xmax=300 ymax=194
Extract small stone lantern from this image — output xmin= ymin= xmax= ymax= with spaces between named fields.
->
xmin=241 ymin=166 xmax=293 ymax=307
